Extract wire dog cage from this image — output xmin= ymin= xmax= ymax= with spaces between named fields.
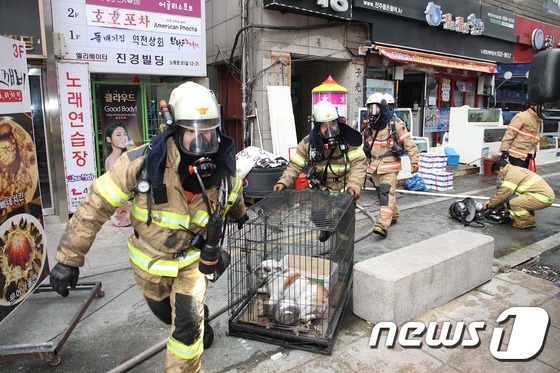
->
xmin=227 ymin=189 xmax=355 ymax=354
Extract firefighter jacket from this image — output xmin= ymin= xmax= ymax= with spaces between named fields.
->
xmin=488 ymin=164 xmax=555 ymax=208
xmin=55 ymin=138 xmax=245 ymax=277
xmin=276 ymin=135 xmax=367 ymax=192
xmin=499 ymin=107 xmax=541 ymax=160
xmin=363 ymin=117 xmax=420 ymax=175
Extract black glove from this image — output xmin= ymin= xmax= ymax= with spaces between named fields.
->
xmin=235 ymin=213 xmax=249 ymax=229
xmin=50 ymin=262 xmax=80 ymax=297
xmin=363 ymin=142 xmax=372 ymax=159
xmin=215 ymin=249 xmax=231 ymax=277
xmin=501 ymin=151 xmax=509 ymax=160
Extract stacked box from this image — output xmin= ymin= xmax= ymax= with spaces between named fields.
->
xmin=419 ymin=153 xmax=448 ymax=172
xmin=418 ymin=170 xmax=454 ymax=191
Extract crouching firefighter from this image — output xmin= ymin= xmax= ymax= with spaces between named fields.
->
xmin=362 ymin=92 xmax=420 ymax=238
xmin=273 ymin=100 xmax=367 ymax=241
xmin=49 ymin=82 xmax=248 ymax=372
xmin=483 ymin=159 xmax=555 ymax=229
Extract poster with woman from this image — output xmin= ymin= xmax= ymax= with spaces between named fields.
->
xmin=0 ymin=36 xmax=49 ymax=322
xmin=98 ymin=84 xmax=142 ymax=171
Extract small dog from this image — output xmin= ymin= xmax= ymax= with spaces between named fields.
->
xmin=255 ymin=259 xmax=329 ymax=323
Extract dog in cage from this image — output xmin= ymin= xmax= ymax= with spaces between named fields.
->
xmin=254 ymin=259 xmax=329 ymax=325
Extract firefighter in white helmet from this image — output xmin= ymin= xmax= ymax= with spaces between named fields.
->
xmin=274 ymin=100 xmax=367 ymax=238
xmin=382 ymin=92 xmax=395 ymax=111
xmin=362 ymin=92 xmax=420 ymax=237
xmin=50 ymin=81 xmax=248 ymax=372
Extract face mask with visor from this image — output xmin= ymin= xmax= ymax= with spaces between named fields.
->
xmin=176 ymin=118 xmax=221 ymax=177
xmin=317 ymin=120 xmax=340 ymax=149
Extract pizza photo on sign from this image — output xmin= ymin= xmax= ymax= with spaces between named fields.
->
xmin=0 ymin=214 xmax=47 ymax=306
xmin=0 ymin=116 xmax=39 ymax=215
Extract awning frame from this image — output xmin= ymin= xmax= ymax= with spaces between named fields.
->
xmin=375 ymin=43 xmax=497 ymax=74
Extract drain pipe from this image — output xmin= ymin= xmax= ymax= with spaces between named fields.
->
xmin=106 ymin=297 xmax=244 ymax=373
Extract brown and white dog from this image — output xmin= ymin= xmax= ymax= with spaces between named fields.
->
xmin=255 ymin=259 xmax=329 ymax=323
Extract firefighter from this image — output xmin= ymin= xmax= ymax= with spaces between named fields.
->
xmin=383 ymin=92 xmax=395 ymax=111
xmin=499 ymin=101 xmax=541 ymax=169
xmin=483 ymin=159 xmax=555 ymax=229
xmin=49 ymin=82 xmax=248 ymax=372
xmin=363 ymin=92 xmax=420 ymax=237
xmin=273 ymin=100 xmax=367 ymax=199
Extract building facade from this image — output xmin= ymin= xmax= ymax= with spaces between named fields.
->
xmin=1 ymin=0 xmax=560 ymax=219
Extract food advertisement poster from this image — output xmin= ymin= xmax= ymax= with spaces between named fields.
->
xmin=0 ymin=36 xmax=49 ymax=322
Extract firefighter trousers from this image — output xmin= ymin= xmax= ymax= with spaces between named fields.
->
xmin=508 ymin=193 xmax=552 ymax=228
xmin=371 ymin=171 xmax=399 ymax=230
xmin=132 ymin=260 xmax=207 ymax=373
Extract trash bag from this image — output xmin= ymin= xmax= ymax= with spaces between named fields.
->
xmin=404 ymin=174 xmax=429 ymax=192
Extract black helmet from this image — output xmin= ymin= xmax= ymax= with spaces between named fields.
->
xmin=448 ymin=197 xmax=480 ymax=226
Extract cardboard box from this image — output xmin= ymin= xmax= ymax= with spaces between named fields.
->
xmin=281 ymin=254 xmax=338 ymax=291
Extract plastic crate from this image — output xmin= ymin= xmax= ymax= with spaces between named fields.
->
xmin=444 ymin=148 xmax=460 ymax=166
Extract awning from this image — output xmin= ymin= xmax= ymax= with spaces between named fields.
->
xmin=377 ymin=45 xmax=497 ymax=74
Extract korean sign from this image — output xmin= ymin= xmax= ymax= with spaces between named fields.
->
xmin=0 ymin=36 xmax=49 ymax=322
xmin=57 ymin=62 xmax=97 ymax=214
xmin=52 ymin=0 xmax=206 ymax=76
xmin=98 ymin=84 xmax=142 ymax=172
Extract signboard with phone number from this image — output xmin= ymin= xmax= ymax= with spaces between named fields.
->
xmin=52 ymin=0 xmax=206 ymax=76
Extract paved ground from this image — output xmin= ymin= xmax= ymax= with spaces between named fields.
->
xmin=0 ymin=164 xmax=559 ymax=372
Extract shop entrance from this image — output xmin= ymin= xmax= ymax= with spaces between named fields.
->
xmin=28 ymin=68 xmax=53 ymax=215
xmin=90 ymin=81 xmax=179 ymax=175
xmin=397 ymin=71 xmax=424 ymax=137
xmin=291 ymin=59 xmax=348 ymax=142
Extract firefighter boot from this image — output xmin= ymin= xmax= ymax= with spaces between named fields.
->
xmin=203 ymin=304 xmax=214 ymax=349
xmin=372 ymin=224 xmax=388 ymax=238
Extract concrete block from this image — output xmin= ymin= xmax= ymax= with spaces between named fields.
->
xmin=353 ymin=230 xmax=494 ymax=325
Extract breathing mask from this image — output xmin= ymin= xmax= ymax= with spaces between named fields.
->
xmin=318 ymin=121 xmax=340 ymax=149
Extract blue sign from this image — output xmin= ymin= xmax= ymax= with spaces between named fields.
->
xmin=425 ymin=2 xmax=442 ymax=26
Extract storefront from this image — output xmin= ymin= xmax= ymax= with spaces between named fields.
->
xmin=352 ymin=0 xmax=518 ymax=145
xmin=1 ymin=0 xmax=209 ymax=219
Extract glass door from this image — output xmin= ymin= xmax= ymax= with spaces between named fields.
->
xmin=28 ymin=68 xmax=54 ymax=215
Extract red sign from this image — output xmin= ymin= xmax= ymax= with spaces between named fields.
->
xmin=379 ymin=46 xmax=497 ymax=74
xmin=0 ymin=90 xmax=23 ymax=102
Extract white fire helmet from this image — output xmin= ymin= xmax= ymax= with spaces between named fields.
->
xmin=168 ymin=82 xmax=221 ymax=156
xmin=366 ymin=92 xmax=387 ymax=118
xmin=383 ymin=93 xmax=395 ymax=106
xmin=313 ymin=100 xmax=340 ymax=139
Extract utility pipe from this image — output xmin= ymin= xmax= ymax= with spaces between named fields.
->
xmin=106 ymin=297 xmax=244 ymax=373
xmin=363 ymin=187 xmax=560 ymax=208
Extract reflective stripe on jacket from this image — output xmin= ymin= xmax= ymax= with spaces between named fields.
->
xmin=276 ymin=137 xmax=367 ymax=192
xmin=488 ymin=164 xmax=555 ymax=207
xmin=364 ymin=117 xmax=420 ymax=174
xmin=500 ymin=108 xmax=541 ymax=160
xmin=55 ymin=139 xmax=246 ymax=272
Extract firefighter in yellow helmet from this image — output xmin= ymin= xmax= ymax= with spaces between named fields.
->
xmin=362 ymin=92 xmax=420 ymax=237
xmin=50 ymin=82 xmax=248 ymax=372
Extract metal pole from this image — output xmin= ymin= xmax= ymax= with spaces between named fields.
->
xmin=363 ymin=187 xmax=560 ymax=208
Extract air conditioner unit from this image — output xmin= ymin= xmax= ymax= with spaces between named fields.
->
xmin=477 ymin=75 xmax=494 ymax=96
